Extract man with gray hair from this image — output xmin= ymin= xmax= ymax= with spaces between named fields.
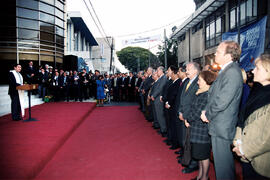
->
xmin=178 ymin=62 xmax=200 ymax=173
xmin=142 ymin=67 xmax=154 ymax=121
xmin=150 ymin=66 xmax=167 ymax=136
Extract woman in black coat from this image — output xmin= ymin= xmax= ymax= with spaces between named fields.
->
xmin=184 ymin=70 xmax=217 ymax=180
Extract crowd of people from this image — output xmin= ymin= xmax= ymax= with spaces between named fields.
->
xmin=8 ymin=40 xmax=270 ymax=180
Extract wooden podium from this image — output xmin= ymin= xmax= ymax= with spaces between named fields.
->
xmin=17 ymin=84 xmax=39 ymax=122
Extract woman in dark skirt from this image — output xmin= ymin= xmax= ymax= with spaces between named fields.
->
xmin=184 ymin=71 xmax=217 ymax=180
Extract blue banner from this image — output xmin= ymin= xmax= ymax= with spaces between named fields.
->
xmin=222 ymin=16 xmax=267 ymax=71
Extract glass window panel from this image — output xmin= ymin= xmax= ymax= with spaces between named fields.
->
xmin=40 ymin=55 xmax=54 ymax=62
xmin=18 ymin=43 xmax=39 ymax=48
xmin=18 ymin=18 xmax=39 ymax=30
xmin=40 ymin=2 xmax=54 ymax=15
xmin=216 ymin=17 xmax=221 ymax=35
xmin=55 ymin=26 xmax=64 ymax=36
xmin=18 ymin=28 xmax=39 ymax=40
xmin=56 ymin=57 xmax=63 ymax=63
xmin=40 ymin=41 xmax=54 ymax=46
xmin=55 ymin=0 xmax=64 ymax=11
xmin=40 ymin=22 xmax=54 ymax=32
xmin=210 ymin=38 xmax=215 ymax=47
xmin=17 ymin=7 xmax=38 ymax=19
xmin=19 ymin=53 xmax=39 ymax=61
xmin=253 ymin=0 xmax=257 ymax=16
xmin=230 ymin=8 xmax=236 ymax=29
xmin=16 ymin=0 xmax=38 ymax=9
xmin=40 ymin=31 xmax=54 ymax=42
xmin=240 ymin=3 xmax=246 ymax=25
xmin=40 ymin=50 xmax=54 ymax=55
xmin=247 ymin=0 xmax=252 ymax=20
xmin=206 ymin=25 xmax=210 ymax=40
xmin=209 ymin=21 xmax=215 ymax=39
xmin=19 ymin=48 xmax=39 ymax=53
xmin=55 ymin=8 xmax=64 ymax=19
xmin=56 ymin=35 xmax=64 ymax=45
xmin=40 ymin=45 xmax=55 ymax=50
xmin=55 ymin=17 xmax=64 ymax=28
xmin=41 ymin=0 xmax=54 ymax=5
xmin=40 ymin=12 xmax=54 ymax=24
xmin=216 ymin=35 xmax=222 ymax=45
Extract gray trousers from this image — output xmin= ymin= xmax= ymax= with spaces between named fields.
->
xmin=211 ymin=136 xmax=235 ymax=180
xmin=154 ymin=97 xmax=166 ymax=133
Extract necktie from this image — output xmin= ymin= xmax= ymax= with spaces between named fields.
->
xmin=185 ymin=81 xmax=191 ymax=92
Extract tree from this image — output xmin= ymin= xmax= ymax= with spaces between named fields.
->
xmin=116 ymin=46 xmax=158 ymax=72
xmin=157 ymin=38 xmax=178 ymax=68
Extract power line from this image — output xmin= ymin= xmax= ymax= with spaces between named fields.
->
xmin=87 ymin=0 xmax=111 ymax=46
xmin=115 ymin=14 xmax=191 ymax=38
xmin=82 ymin=0 xmax=111 ymax=47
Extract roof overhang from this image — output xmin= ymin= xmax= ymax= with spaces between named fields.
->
xmin=68 ymin=12 xmax=98 ymax=46
xmin=170 ymin=0 xmax=226 ymax=39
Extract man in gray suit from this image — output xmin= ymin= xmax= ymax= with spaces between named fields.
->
xmin=201 ymin=41 xmax=243 ymax=180
xmin=178 ymin=62 xmax=200 ymax=173
xmin=150 ymin=66 xmax=167 ymax=136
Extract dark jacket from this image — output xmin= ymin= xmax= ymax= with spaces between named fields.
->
xmin=187 ymin=91 xmax=210 ymax=144
xmin=8 ymin=72 xmax=21 ymax=96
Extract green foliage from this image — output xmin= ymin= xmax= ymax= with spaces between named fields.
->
xmin=116 ymin=47 xmax=158 ymax=72
xmin=157 ymin=38 xmax=178 ymax=68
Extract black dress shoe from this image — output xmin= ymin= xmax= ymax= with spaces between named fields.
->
xmin=175 ymin=151 xmax=180 ymax=154
xmin=161 ymin=132 xmax=167 ymax=137
xmin=163 ymin=139 xmax=169 ymax=143
xmin=13 ymin=117 xmax=22 ymax=121
xmin=169 ymin=146 xmax=178 ymax=150
xmin=176 ymin=155 xmax=182 ymax=159
xmin=190 ymin=176 xmax=198 ymax=180
xmin=182 ymin=166 xmax=199 ymax=174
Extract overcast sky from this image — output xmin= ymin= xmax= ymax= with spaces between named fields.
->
xmin=66 ymin=0 xmax=196 ymax=52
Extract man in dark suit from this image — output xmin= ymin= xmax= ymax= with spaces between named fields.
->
xmin=25 ymin=61 xmax=36 ymax=84
xmin=8 ymin=64 xmax=23 ymax=121
xmin=178 ymin=62 xmax=200 ymax=173
xmin=165 ymin=66 xmax=181 ymax=148
xmin=142 ymin=67 xmax=154 ymax=121
xmin=135 ymin=71 xmax=143 ymax=108
xmin=37 ymin=68 xmax=48 ymax=100
xmin=174 ymin=65 xmax=188 ymax=155
xmin=127 ymin=72 xmax=136 ymax=102
xmin=201 ymin=41 xmax=243 ymax=180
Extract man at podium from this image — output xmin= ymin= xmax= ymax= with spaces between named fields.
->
xmin=8 ymin=64 xmax=24 ymax=121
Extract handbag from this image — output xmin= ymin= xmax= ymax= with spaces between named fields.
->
xmin=181 ymin=127 xmax=191 ymax=166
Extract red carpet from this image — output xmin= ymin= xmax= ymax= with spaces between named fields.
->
xmin=35 ymin=106 xmax=216 ymax=180
xmin=0 ymin=102 xmax=96 ymax=180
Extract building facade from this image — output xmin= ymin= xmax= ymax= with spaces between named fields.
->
xmin=65 ymin=11 xmax=98 ymax=72
xmin=91 ymin=37 xmax=114 ymax=73
xmin=171 ymin=0 xmax=270 ymax=67
xmin=0 ymin=0 xmax=66 ymax=84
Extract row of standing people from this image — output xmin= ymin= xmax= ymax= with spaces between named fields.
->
xmin=137 ymin=41 xmax=270 ymax=180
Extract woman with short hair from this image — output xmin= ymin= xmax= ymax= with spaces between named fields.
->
xmin=233 ymin=54 xmax=270 ymax=179
xmin=184 ymin=70 xmax=217 ymax=180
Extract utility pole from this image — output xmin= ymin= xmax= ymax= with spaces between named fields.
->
xmin=164 ymin=29 xmax=168 ymax=70
xmin=109 ymin=37 xmax=114 ymax=73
